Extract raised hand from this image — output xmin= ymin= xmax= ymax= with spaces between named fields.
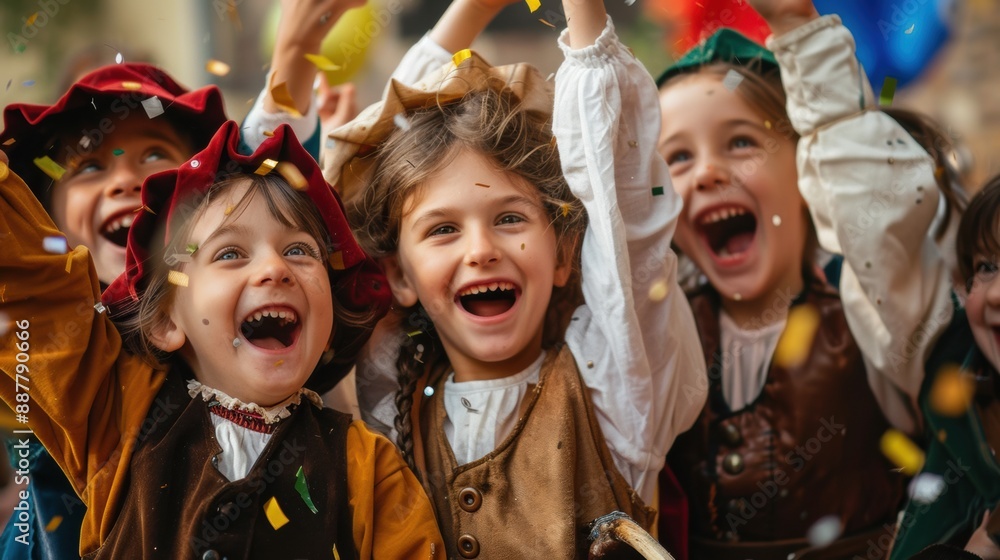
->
xmin=745 ymin=0 xmax=819 ymax=36
xmin=428 ymin=0 xmax=522 ymax=55
xmin=317 ymin=81 xmax=358 ymax=137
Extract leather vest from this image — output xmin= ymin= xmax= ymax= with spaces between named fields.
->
xmin=668 ymin=281 xmax=905 ymax=544
xmin=85 ymin=370 xmax=354 ymax=559
xmin=416 ymin=346 xmax=653 ymax=559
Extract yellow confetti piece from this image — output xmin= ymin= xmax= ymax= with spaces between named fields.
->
xmin=262 ymin=130 xmax=275 ymax=138
xmin=224 ymin=205 xmax=234 ymax=216
xmin=263 ymin=496 xmax=289 ymax=530
xmin=64 ymin=255 xmax=72 ymax=274
xmin=648 ymin=279 xmax=669 ymax=302
xmin=561 ymin=203 xmax=569 ymax=217
xmin=2 ymin=138 xmax=15 ymax=146
xmin=270 ymin=82 xmax=302 ymax=118
xmin=274 ymin=360 xmax=284 ymax=367
xmin=303 ymin=53 xmax=341 ymax=72
xmin=772 ymin=304 xmax=820 ymax=368
xmin=44 ymin=515 xmax=62 ymax=532
xmin=333 ymin=544 xmax=341 ymax=559
xmin=929 ymin=365 xmax=975 ymax=417
xmin=167 ymin=270 xmax=189 ymax=287
xmin=33 ymin=156 xmax=66 ymax=181
xmin=452 ymin=49 xmax=472 ymax=66
xmin=254 ymin=158 xmax=278 ymax=176
xmin=206 ymin=59 xmax=231 ymax=77
xmin=120 ymin=81 xmax=142 ymax=90
xmin=520 ymin=243 xmax=525 ymax=251
xmin=0 ymin=161 xmax=9 ymax=182
xmin=525 ymin=0 xmax=541 ymax=12
xmin=538 ymin=18 xmax=556 ymax=28
xmin=764 ymin=120 xmax=772 ymax=130
xmin=880 ymin=429 xmax=925 ymax=475
xmin=329 ymin=251 xmax=345 ymax=271
xmin=26 ymin=13 xmax=40 ymax=26
xmin=276 ymin=162 xmax=308 ymax=191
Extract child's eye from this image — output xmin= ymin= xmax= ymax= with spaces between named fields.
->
xmin=214 ymin=247 xmax=244 ymax=261
xmin=665 ymin=150 xmax=692 ymax=166
xmin=429 ymin=225 xmax=457 ymax=236
xmin=731 ymin=136 xmax=756 ymax=149
xmin=73 ymin=160 xmax=102 ymax=175
xmin=285 ymin=242 xmax=320 ymax=259
xmin=497 ymin=214 xmax=524 ymax=225
xmin=968 ymin=259 xmax=999 ymax=291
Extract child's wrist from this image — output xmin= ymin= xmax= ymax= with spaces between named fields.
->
xmin=766 ymin=11 xmax=820 ymax=37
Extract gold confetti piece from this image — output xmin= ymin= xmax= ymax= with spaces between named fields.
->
xmin=880 ymin=429 xmax=925 ymax=475
xmin=929 ymin=365 xmax=975 ymax=417
xmin=26 ymin=12 xmax=40 ymax=26
xmin=276 ymin=162 xmax=308 ymax=190
xmin=254 ymin=158 xmax=278 ymax=176
xmin=525 ymin=0 xmax=541 ymax=12
xmin=262 ymin=130 xmax=275 ymax=138
xmin=274 ymin=360 xmax=284 ymax=367
xmin=538 ymin=18 xmax=556 ymax=28
xmin=263 ymin=496 xmax=289 ymax=530
xmin=475 ymin=183 xmax=490 ymax=188
xmin=561 ymin=203 xmax=569 ymax=217
xmin=205 ymin=59 xmax=231 ymax=77
xmin=772 ymin=304 xmax=820 ymax=368
xmin=2 ymin=138 xmax=15 ymax=146
xmin=520 ymin=243 xmax=525 ymax=251
xmin=136 ymin=204 xmax=156 ymax=215
xmin=167 ymin=270 xmax=189 ymax=287
xmin=764 ymin=120 xmax=772 ymax=129
xmin=0 ymin=161 xmax=9 ymax=182
xmin=329 ymin=251 xmax=345 ymax=271
xmin=65 ymin=255 xmax=72 ymax=273
xmin=224 ymin=205 xmax=234 ymax=216
xmin=333 ymin=544 xmax=341 ymax=560
xmin=120 ymin=81 xmax=142 ymax=90
xmin=303 ymin=53 xmax=341 ymax=72
xmin=269 ymin=82 xmax=302 ymax=118
xmin=452 ymin=49 xmax=472 ymax=66
xmin=44 ymin=515 xmax=62 ymax=532
xmin=33 ymin=156 xmax=66 ymax=181
xmin=648 ymin=279 xmax=669 ymax=302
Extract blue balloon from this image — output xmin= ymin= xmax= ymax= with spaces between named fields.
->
xmin=813 ymin=0 xmax=955 ymax=90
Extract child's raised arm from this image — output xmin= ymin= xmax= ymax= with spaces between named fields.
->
xmin=749 ymin=0 xmax=953 ymax=433
xmin=553 ymin=0 xmax=708 ymax=502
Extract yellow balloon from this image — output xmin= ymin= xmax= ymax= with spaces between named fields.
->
xmin=261 ymin=3 xmax=381 ymax=85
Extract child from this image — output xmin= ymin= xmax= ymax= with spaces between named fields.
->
xmin=888 ymin=176 xmax=1000 ymax=559
xmin=0 ymin=122 xmax=444 ymax=558
xmin=655 ymin=0 xmax=957 ymax=557
xmin=324 ymin=0 xmax=708 ymax=556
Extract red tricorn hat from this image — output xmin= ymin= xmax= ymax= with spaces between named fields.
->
xmin=0 ymin=62 xmax=227 ymax=208
xmin=103 ymin=121 xmax=391 ymax=392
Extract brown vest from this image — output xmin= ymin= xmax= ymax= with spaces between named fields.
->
xmin=85 ymin=369 xmax=354 ymax=559
xmin=415 ymin=346 xmax=653 ymax=559
xmin=668 ymin=281 xmax=905 ymax=550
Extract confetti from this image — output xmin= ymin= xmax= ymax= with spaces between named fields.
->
xmin=170 ymin=253 xmax=193 ymax=264
xmin=263 ymin=497 xmax=289 ymax=530
xmin=303 ymin=53 xmax=341 ymax=72
xmin=94 ymin=302 xmax=107 ymax=314
xmin=260 ymin=130 xmax=274 ymax=138
xmin=722 ymin=69 xmax=744 ymax=91
xmin=909 ymin=473 xmax=945 ymax=504
xmin=393 ymin=113 xmax=412 ymax=131
xmin=625 ymin=0 xmax=636 ymax=5
xmin=26 ymin=13 xmax=40 ymax=26
xmin=904 ymin=24 xmax=915 ymax=34
xmin=65 ymin=255 xmax=72 ymax=273
xmin=121 ymin=81 xmax=142 ymax=91
xmin=2 ymin=138 xmax=15 ymax=146
xmin=423 ymin=386 xmax=435 ymax=397
xmin=452 ymin=49 xmax=472 ymax=66
xmin=4 ymin=79 xmax=10 ymax=91
xmin=538 ymin=18 xmax=556 ymax=28
xmin=772 ymin=215 xmax=782 ymax=227
xmin=115 ymin=52 xmax=124 ymax=64
xmin=648 ymin=279 xmax=669 ymax=302
xmin=276 ymin=162 xmax=308 ymax=190
xmin=44 ymin=515 xmax=62 ymax=533
xmin=772 ymin=304 xmax=820 ymax=368
xmin=254 ymin=158 xmax=278 ymax=176
xmin=113 ymin=149 xmax=124 ymax=156
xmin=141 ymin=96 xmax=164 ymax=119
xmin=205 ymin=59 xmax=231 ymax=76
xmin=880 ymin=429 xmax=925 ymax=475
xmin=42 ymin=236 xmax=68 ymax=254
xmin=186 ymin=243 xmax=199 ymax=255
xmin=406 ymin=330 xmax=423 ymax=338
xmin=333 ymin=544 xmax=341 ymax=560
xmin=733 ymin=292 xmax=742 ymax=301
xmin=167 ymin=270 xmax=189 ymax=287
xmin=22 ymin=80 xmax=35 ymax=87
xmin=233 ymin=338 xmax=241 ymax=348
xmin=806 ymin=515 xmax=842 ymax=547
xmin=269 ymin=81 xmax=302 ymax=118
xmin=561 ymin=203 xmax=569 ymax=217
xmin=274 ymin=360 xmax=284 ymax=367
xmin=929 ymin=365 xmax=975 ymax=417
xmin=329 ymin=251 xmax=345 ymax=270
xmin=33 ymin=156 xmax=66 ymax=181
xmin=78 ymin=136 xmax=91 ymax=150
xmin=525 ymin=0 xmax=541 ymax=12
xmin=294 ymin=466 xmax=319 ymax=514
xmin=475 ymin=183 xmax=490 ymax=188
xmin=0 ymin=161 xmax=8 ymax=182
xmin=520 ymin=243 xmax=525 ymax=251
xmin=224 ymin=205 xmax=234 ymax=216
xmin=764 ymin=120 xmax=772 ymax=129
xmin=879 ymin=77 xmax=898 ymax=107
xmin=651 ymin=186 xmax=665 ymax=196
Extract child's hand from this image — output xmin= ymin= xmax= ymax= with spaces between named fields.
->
xmin=428 ymin=0 xmax=521 ymax=54
xmin=318 ymin=81 xmax=358 ymax=134
xmin=966 ymin=511 xmax=1000 ymax=560
xmin=277 ymin=0 xmax=365 ymax=48
xmin=745 ymin=0 xmax=819 ymax=36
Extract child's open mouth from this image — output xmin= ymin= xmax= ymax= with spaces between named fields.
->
xmin=240 ymin=307 xmax=300 ymax=350
xmin=457 ymin=282 xmax=518 ymax=317
xmin=696 ymin=206 xmax=757 ymax=261
xmin=99 ymin=211 xmax=136 ymax=248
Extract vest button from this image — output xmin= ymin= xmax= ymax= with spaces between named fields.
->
xmin=457 ymin=534 xmax=480 ymax=558
xmin=722 ymin=452 xmax=744 ymax=475
xmin=721 ymin=424 xmax=742 ymax=446
xmin=202 ymin=550 xmax=221 ymax=560
xmin=219 ymin=501 xmax=238 ymax=518
xmin=726 ymin=498 xmax=744 ymax=515
xmin=458 ymin=487 xmax=482 ymax=512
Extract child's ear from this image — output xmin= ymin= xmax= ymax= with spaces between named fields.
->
xmin=553 ymin=235 xmax=578 ymax=288
xmin=381 ymin=255 xmax=419 ymax=307
xmin=148 ymin=312 xmax=186 ymax=353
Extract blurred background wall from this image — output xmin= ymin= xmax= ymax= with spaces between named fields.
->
xmin=1 ymin=0 xmax=997 ymax=188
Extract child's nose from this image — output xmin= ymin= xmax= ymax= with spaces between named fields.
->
xmin=693 ymin=159 xmax=730 ymax=192
xmin=464 ymin=229 xmax=501 ymax=267
xmin=103 ymin=163 xmax=142 ymax=199
xmin=254 ymin=251 xmax=295 ymax=286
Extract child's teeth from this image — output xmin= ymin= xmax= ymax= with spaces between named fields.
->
xmin=254 ymin=312 xmax=262 ymax=321
xmin=489 ymin=283 xmax=498 ymax=291
xmin=278 ymin=311 xmax=286 ymax=319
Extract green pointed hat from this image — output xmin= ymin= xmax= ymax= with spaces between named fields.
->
xmin=656 ymin=28 xmax=778 ymax=87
